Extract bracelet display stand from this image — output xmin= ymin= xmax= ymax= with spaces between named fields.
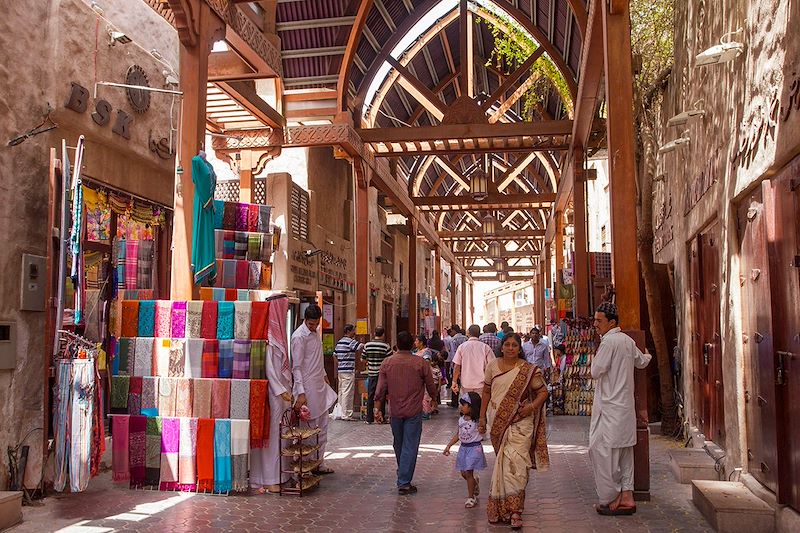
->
xmin=279 ymin=409 xmax=321 ymax=496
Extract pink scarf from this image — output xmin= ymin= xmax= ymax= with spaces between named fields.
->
xmin=154 ymin=300 xmax=172 ymax=337
xmin=112 ymin=415 xmax=130 ymax=482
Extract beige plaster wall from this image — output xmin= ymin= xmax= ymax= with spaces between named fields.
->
xmin=652 ymin=0 xmax=800 ymax=483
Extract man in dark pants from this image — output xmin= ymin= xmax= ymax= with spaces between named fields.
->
xmin=375 ymin=331 xmax=437 ymax=494
xmin=363 ymin=327 xmax=392 ymax=424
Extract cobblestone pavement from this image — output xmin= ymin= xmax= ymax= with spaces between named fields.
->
xmin=13 ymin=410 xmax=712 ymax=533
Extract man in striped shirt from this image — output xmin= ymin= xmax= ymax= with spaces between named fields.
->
xmin=364 ymin=326 xmax=393 ymax=424
xmin=334 ymin=324 xmax=364 ymax=420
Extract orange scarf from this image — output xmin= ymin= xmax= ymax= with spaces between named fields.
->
xmin=196 ymin=418 xmax=215 ymax=492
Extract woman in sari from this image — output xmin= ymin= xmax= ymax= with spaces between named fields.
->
xmin=479 ymin=333 xmax=549 ymax=529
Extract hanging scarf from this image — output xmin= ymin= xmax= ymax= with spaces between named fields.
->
xmin=213 ymin=419 xmax=232 ymax=493
xmin=250 ymin=301 xmax=270 ymax=340
xmin=91 ymin=361 xmax=106 ymax=480
xmin=53 ymin=361 xmax=71 ymax=492
xmin=110 ymin=298 xmax=123 ymax=339
xmin=234 ymin=231 xmax=248 ymax=260
xmin=225 ymin=288 xmax=238 ymax=301
xmin=222 ymin=202 xmax=236 ymax=231
xmin=118 ymin=337 xmax=134 ymax=376
xmin=268 ymin=297 xmax=289 ymax=374
xmin=214 ymin=230 xmax=224 ymax=262
xmin=249 ymin=340 xmax=267 ymax=380
xmin=69 ymin=140 xmax=85 ymax=323
xmin=234 ymin=301 xmax=251 ymax=340
xmin=159 ymin=417 xmax=180 ymax=491
xmin=154 ymin=300 xmax=172 ymax=337
xmin=121 ymin=301 xmax=139 ymax=338
xmin=222 ymin=230 xmax=236 ymax=259
xmin=235 ymin=260 xmax=249 ymax=289
xmin=231 ymin=419 xmax=250 ymax=492
xmin=218 ymin=340 xmax=234 ymax=378
xmin=141 ymin=376 xmax=158 ymax=413
xmin=213 ymin=199 xmax=224 ymax=229
xmin=137 ymin=300 xmax=156 ymax=337
xmin=193 ymin=378 xmax=213 ymax=419
xmin=235 ymin=203 xmax=248 ymax=232
xmin=144 ymin=416 xmax=162 ymax=487
xmin=127 ymin=376 xmax=143 ymax=415
xmin=112 ymin=415 xmax=130 ymax=482
xmin=133 ymin=337 xmax=154 ymax=377
xmin=217 ymin=301 xmax=235 ymax=340
xmin=257 ymin=205 xmax=271 ymax=232
xmin=247 ymin=203 xmax=260 ymax=232
xmin=157 ymin=377 xmax=177 ymax=417
xmin=129 ymin=414 xmax=147 ymax=488
xmin=229 ymin=379 xmax=251 ymax=420
xmin=137 ymin=240 xmax=154 ymax=290
xmin=125 ymin=240 xmax=139 ymax=290
xmin=200 ymin=301 xmax=218 ymax=339
xmin=178 ymin=417 xmax=198 ymax=491
xmin=237 ymin=289 xmax=250 ymax=301
xmin=116 ymin=238 xmax=126 ymax=290
xmin=175 ymin=378 xmax=193 ymax=418
xmin=232 ymin=340 xmax=251 ymax=379
xmin=196 ymin=418 xmax=215 ymax=492
xmin=169 ymin=339 xmax=186 ymax=377
xmin=170 ymin=301 xmax=186 ymax=337
xmin=184 ymin=338 xmax=204 ymax=378
xmin=110 ymin=375 xmax=130 ymax=411
xmin=186 ymin=301 xmax=203 ymax=338
xmin=222 ymin=259 xmax=237 ymax=288
xmin=247 ymin=232 xmax=263 ymax=261
xmin=202 ymin=340 xmax=219 ymax=378
xmin=199 ymin=287 xmax=214 ymax=301
xmin=248 ymin=379 xmax=269 ymax=448
xmin=153 ymin=338 xmax=171 ymax=377
xmin=248 ymin=260 xmax=262 ymax=289
xmin=211 ymin=379 xmax=231 ymax=419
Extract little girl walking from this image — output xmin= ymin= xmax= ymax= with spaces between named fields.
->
xmin=443 ymin=392 xmax=487 ymax=508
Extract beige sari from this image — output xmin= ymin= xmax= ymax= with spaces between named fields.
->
xmin=485 ymin=360 xmax=549 ymax=523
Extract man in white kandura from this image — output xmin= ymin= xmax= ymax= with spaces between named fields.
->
xmin=291 ymin=304 xmax=338 ymax=475
xmin=589 ymin=301 xmax=652 ymax=516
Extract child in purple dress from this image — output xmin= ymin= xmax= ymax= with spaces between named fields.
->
xmin=443 ymin=392 xmax=487 ymax=508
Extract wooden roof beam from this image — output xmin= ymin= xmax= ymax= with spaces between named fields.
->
xmin=216 ymin=81 xmax=285 ymax=129
xmin=358 ymin=120 xmax=573 ymax=143
xmin=387 ymin=57 xmax=446 ymax=121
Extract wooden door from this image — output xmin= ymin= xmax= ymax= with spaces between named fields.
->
xmin=765 ymin=168 xmax=800 ymax=511
xmin=382 ymin=301 xmax=393 ymax=345
xmin=738 ymin=190 xmax=779 ymax=491
xmin=688 ymin=238 xmax=707 ymax=434
xmin=700 ymin=228 xmax=725 ymax=444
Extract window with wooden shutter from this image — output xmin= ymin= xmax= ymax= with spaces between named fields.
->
xmin=290 ymin=183 xmax=310 ymax=241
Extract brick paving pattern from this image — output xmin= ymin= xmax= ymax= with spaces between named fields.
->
xmin=13 ymin=411 xmax=712 ymax=533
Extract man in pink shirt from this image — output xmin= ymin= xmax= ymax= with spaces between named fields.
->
xmin=451 ymin=324 xmax=495 ymax=394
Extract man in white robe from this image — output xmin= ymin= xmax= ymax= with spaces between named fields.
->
xmin=291 ymin=304 xmax=338 ymax=474
xmin=250 ymin=297 xmax=292 ymax=493
xmin=589 ymin=301 xmax=652 ymax=515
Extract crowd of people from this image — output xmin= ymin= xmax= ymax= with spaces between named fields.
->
xmin=272 ymin=303 xmax=650 ymax=530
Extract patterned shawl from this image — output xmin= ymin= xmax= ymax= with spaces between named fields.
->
xmin=200 ymin=301 xmax=218 ymax=339
xmin=170 ymin=301 xmax=187 ymax=338
xmin=231 ymin=419 xmax=250 ymax=492
xmin=144 ymin=416 xmax=162 ymax=487
xmin=213 ymin=419 xmax=233 ymax=493
xmin=128 ymin=415 xmax=147 ymax=487
xmin=121 ymin=300 xmax=139 ymax=338
xmin=112 ymin=414 xmax=130 ymax=482
xmin=216 ymin=301 xmax=235 ymax=340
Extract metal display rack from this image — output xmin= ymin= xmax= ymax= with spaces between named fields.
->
xmin=279 ymin=409 xmax=322 ymax=496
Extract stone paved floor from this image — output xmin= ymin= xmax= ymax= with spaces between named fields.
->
xmin=12 ymin=410 xmax=712 ymax=533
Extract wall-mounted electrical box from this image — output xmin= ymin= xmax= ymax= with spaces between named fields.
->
xmin=20 ymin=254 xmax=46 ymax=311
xmin=0 ymin=322 xmax=16 ymax=369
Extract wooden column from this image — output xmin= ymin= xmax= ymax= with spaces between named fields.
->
xmin=602 ymin=0 xmax=649 ymax=498
xmin=170 ymin=1 xmax=224 ymax=300
xmin=468 ymin=281 xmax=474 ymax=325
xmin=407 ymin=218 xmax=418 ymax=336
xmin=450 ymin=261 xmax=457 ymax=329
xmin=460 ymin=272 xmax=467 ymax=327
xmin=544 ymin=243 xmax=552 ymax=324
xmin=554 ymin=211 xmax=564 ymax=318
xmin=573 ymin=152 xmax=591 ymax=317
xmin=536 ymin=266 xmax=545 ymax=326
xmin=355 ymin=163 xmax=370 ymax=333
xmin=434 ymin=245 xmax=442 ymax=331
xmin=239 ymin=149 xmax=253 ymax=203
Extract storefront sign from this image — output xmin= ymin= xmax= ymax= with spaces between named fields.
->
xmin=319 ymin=250 xmax=349 ymax=291
xmin=289 ymin=249 xmax=317 ymax=288
xmin=65 ymin=82 xmax=133 ymax=139
xmin=684 ymin=154 xmax=718 ymax=215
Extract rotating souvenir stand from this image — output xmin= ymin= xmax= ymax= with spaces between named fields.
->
xmin=279 ymin=409 xmax=322 ymax=496
xmin=560 ymin=318 xmax=597 ymax=416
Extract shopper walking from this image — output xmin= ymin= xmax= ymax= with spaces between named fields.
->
xmin=479 ymin=333 xmax=549 ymax=529
xmin=589 ymin=302 xmax=652 ymax=516
xmin=452 ymin=325 xmax=495 ymax=395
xmin=374 ymin=331 xmax=437 ymax=494
xmin=522 ymin=327 xmax=552 ymax=380
xmin=290 ymin=304 xmax=337 ymax=475
xmin=443 ymin=391 xmax=487 ymax=508
xmin=447 ymin=325 xmax=468 ymax=407
xmin=364 ymin=326 xmax=393 ymax=424
xmin=334 ymin=324 xmax=363 ymax=420
xmin=479 ymin=323 xmax=502 ymax=357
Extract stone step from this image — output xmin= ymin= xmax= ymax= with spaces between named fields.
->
xmin=669 ymin=448 xmax=719 ymax=484
xmin=692 ymin=480 xmax=774 ymax=533
xmin=0 ymin=491 xmax=22 ymax=531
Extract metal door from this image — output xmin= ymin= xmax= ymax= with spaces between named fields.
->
xmin=738 ymin=190 xmax=778 ymax=491
xmin=765 ymin=169 xmax=800 ymax=511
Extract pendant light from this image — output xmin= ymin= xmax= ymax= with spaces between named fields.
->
xmin=494 ymin=258 xmax=505 ymax=272
xmin=470 ymin=168 xmax=489 ymax=201
xmin=498 ymin=271 xmax=508 ymax=283
xmin=488 ymin=240 xmax=502 ymax=257
xmin=482 ymin=213 xmax=496 ymax=235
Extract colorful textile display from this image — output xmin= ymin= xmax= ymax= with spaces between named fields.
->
xmin=232 ymin=340 xmax=251 ymax=379
xmin=249 ymin=340 xmax=267 ymax=380
xmin=250 ymin=301 xmax=270 ymax=340
xmin=129 ymin=415 xmax=147 ymax=488
xmin=155 ymin=301 xmax=171 ymax=337
xmin=248 ymin=261 xmax=262 ymax=289
xmin=178 ymin=417 xmax=197 ymax=491
xmin=235 ymin=260 xmax=249 ymax=289
xmin=217 ymin=301 xmax=235 ymax=340
xmin=201 ymin=340 xmax=219 ymax=379
xmin=116 ymin=239 xmax=126 ymax=290
xmin=257 ymin=205 xmax=271 ymax=233
xmin=221 ymin=259 xmax=237 ymax=288
xmin=133 ymin=338 xmax=154 ymax=377
xmin=200 ymin=301 xmax=218 ymax=339
xmin=231 ymin=419 xmax=250 ymax=492
xmin=121 ymin=301 xmax=139 ymax=337
xmin=159 ymin=417 xmax=180 ymax=491
xmin=193 ymin=378 xmax=213 ymax=419
xmin=125 ymin=241 xmax=139 ymax=290
xmin=213 ymin=419 xmax=232 ymax=493
xmin=199 ymin=287 xmax=214 ymax=301
xmin=196 ymin=418 xmax=215 ymax=492
xmin=127 ymin=376 xmax=143 ymax=415
xmin=153 ymin=338 xmax=171 ymax=377
xmin=138 ymin=300 xmax=156 ymax=337
xmin=190 ymin=156 xmax=217 ymax=285
xmin=186 ymin=301 xmax=203 ymax=338
xmin=218 ymin=340 xmax=234 ymax=378
xmin=112 ymin=415 xmax=130 ymax=482
xmin=119 ymin=337 xmax=134 ymax=375
xmin=171 ymin=301 xmax=187 ymax=338
xmin=229 ymin=379 xmax=250 ymax=419
xmin=211 ymin=379 xmax=231 ymax=419
xmin=137 ymin=240 xmax=154 ymax=289
xmin=141 ymin=377 xmax=158 ymax=412
xmin=247 ymin=204 xmax=260 ymax=232
xmin=175 ymin=378 xmax=193 ymax=418
xmin=185 ymin=338 xmax=204 ymax=378
xmin=169 ymin=339 xmax=185 ymax=377
xmin=234 ymin=301 xmax=251 ymax=340
xmin=144 ymin=416 xmax=162 ymax=487
xmin=247 ymin=233 xmax=262 ymax=261
xmin=234 ymin=231 xmax=248 ymax=260
xmin=157 ymin=377 xmax=177 ymax=417
xmin=223 ymin=230 xmax=236 ymax=259
xmin=235 ymin=203 xmax=249 ymax=232
xmin=111 ymin=376 xmax=130 ymax=410
xmin=248 ymin=379 xmax=268 ymax=448
xmin=213 ymin=200 xmax=224 ymax=230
